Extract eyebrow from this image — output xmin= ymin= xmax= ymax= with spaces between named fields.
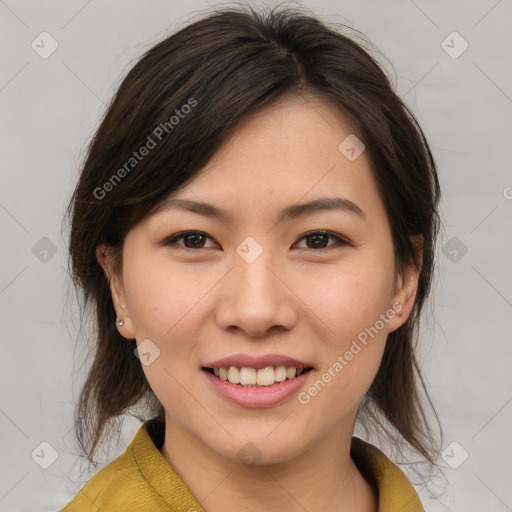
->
xmin=150 ymin=196 xmax=365 ymax=223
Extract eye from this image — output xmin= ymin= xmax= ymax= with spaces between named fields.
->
xmin=161 ymin=229 xmax=348 ymax=252
xmin=294 ymin=230 xmax=348 ymax=250
xmin=162 ymin=231 xmax=218 ymax=250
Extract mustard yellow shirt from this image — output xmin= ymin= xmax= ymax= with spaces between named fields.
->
xmin=62 ymin=418 xmax=424 ymax=511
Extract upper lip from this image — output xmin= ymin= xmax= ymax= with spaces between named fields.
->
xmin=203 ymin=353 xmax=313 ymax=370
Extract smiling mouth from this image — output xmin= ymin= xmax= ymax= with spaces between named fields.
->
xmin=203 ymin=366 xmax=314 ymax=387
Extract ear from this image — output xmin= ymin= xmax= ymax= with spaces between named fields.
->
xmin=95 ymin=244 xmax=136 ymax=339
xmin=386 ymin=235 xmax=423 ymax=333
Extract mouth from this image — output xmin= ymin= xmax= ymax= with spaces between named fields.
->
xmin=202 ymin=366 xmax=314 ymax=387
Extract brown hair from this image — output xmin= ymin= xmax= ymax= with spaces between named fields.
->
xmin=66 ymin=4 xmax=442 ymax=466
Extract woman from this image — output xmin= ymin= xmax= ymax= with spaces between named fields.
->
xmin=63 ymin=5 xmax=441 ymax=511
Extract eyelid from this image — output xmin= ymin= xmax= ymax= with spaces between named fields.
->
xmin=294 ymin=230 xmax=349 ymax=250
xmin=159 ymin=230 xmax=219 ymax=249
xmin=160 ymin=229 xmax=349 ymax=251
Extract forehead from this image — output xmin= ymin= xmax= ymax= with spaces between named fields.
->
xmin=150 ymin=92 xmax=385 ymax=226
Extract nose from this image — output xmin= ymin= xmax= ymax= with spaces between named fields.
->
xmin=215 ymin=246 xmax=298 ymax=338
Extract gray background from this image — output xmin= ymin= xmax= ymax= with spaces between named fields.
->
xmin=1 ymin=0 xmax=511 ymax=510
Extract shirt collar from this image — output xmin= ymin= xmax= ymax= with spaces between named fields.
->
xmin=134 ymin=417 xmax=423 ymax=511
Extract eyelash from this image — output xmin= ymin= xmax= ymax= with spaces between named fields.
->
xmin=161 ymin=230 xmax=349 ymax=252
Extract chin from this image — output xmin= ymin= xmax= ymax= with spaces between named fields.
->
xmin=207 ymin=428 xmax=307 ymax=466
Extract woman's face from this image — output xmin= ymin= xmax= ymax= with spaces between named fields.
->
xmin=101 ymin=93 xmax=419 ymax=464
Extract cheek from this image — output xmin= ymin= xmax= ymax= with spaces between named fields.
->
xmin=297 ymin=339 xmax=386 ymax=437
xmin=296 ymin=259 xmax=396 ymax=345
xmin=291 ymin=256 xmax=394 ymax=409
xmin=121 ymin=254 xmax=210 ymax=412
xmin=296 ymin=273 xmax=390 ymax=421
xmin=123 ymin=255 xmax=215 ymax=390
xmin=121 ymin=249 xmax=209 ymax=356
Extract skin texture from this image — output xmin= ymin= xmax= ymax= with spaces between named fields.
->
xmin=97 ymin=93 xmax=422 ymax=512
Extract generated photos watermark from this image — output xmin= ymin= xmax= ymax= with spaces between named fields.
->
xmin=298 ymin=301 xmax=402 ymax=404
xmin=93 ymin=97 xmax=197 ymax=200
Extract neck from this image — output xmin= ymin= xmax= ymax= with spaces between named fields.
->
xmin=160 ymin=416 xmax=378 ymax=512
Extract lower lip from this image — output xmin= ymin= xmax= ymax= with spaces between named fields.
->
xmin=202 ymin=369 xmax=312 ymax=408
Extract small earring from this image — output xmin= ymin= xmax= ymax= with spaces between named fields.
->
xmin=116 ymin=319 xmax=124 ymax=326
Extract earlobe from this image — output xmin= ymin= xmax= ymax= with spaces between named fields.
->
xmin=95 ymin=244 xmax=136 ymax=339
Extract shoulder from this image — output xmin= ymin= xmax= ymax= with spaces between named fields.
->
xmin=351 ymin=437 xmax=425 ymax=512
xmin=61 ymin=419 xmax=172 ymax=511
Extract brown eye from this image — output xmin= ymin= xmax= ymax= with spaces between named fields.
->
xmin=162 ymin=229 xmax=348 ymax=252
xmin=295 ymin=230 xmax=347 ymax=250
xmin=163 ymin=231 xmax=217 ymax=250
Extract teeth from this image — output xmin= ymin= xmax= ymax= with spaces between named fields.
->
xmin=211 ymin=366 xmax=308 ymax=387
xmin=227 ymin=366 xmax=239 ymax=384
xmin=256 ymin=366 xmax=275 ymax=386
xmin=275 ymin=365 xmax=287 ymax=382
xmin=286 ymin=367 xmax=297 ymax=379
xmin=239 ymin=367 xmax=257 ymax=385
